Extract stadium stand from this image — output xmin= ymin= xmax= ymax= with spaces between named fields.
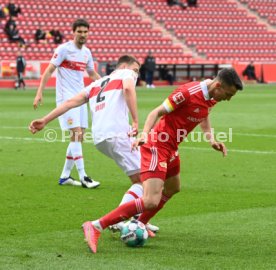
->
xmin=239 ymin=0 xmax=276 ymax=26
xmin=0 ymin=0 xmax=192 ymax=63
xmin=134 ymin=0 xmax=276 ymax=62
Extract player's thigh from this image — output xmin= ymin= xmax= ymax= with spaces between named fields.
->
xmin=95 ymin=139 xmax=116 ymax=160
xmin=112 ymin=137 xmax=141 ymax=176
xmin=163 ymin=174 xmax=181 ymax=197
xmin=79 ymin=103 xmax=88 ymax=130
xmin=142 ymin=178 xmax=164 ymax=210
xmin=69 ymin=127 xmax=84 ymax=142
xmin=140 ymin=144 xmax=168 ymax=182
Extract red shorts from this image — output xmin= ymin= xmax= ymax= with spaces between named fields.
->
xmin=140 ymin=143 xmax=180 ymax=182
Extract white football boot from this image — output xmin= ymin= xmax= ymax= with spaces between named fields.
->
xmin=59 ymin=176 xmax=82 ymax=186
xmin=81 ymin=176 xmax=100 ymax=189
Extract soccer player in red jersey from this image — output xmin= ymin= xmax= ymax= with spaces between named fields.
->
xmin=82 ymin=68 xmax=243 ymax=253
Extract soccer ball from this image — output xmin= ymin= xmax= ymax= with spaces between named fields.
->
xmin=120 ymin=220 xmax=148 ymax=247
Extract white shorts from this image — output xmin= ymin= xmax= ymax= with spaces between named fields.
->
xmin=57 ymin=103 xmax=88 ymax=131
xmin=95 ymin=137 xmax=140 ymax=176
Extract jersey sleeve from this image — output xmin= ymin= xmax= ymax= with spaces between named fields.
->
xmin=83 ymin=81 xmax=96 ymax=99
xmin=162 ymin=86 xmax=190 ymax=113
xmin=86 ymin=50 xmax=94 ymax=72
xmin=122 ymin=69 xmax=138 ymax=85
xmin=50 ymin=45 xmax=66 ymax=67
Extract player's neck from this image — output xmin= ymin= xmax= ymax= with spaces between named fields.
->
xmin=73 ymin=40 xmax=83 ymax=49
xmin=206 ymin=79 xmax=215 ymax=98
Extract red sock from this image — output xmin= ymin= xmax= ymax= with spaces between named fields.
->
xmin=138 ymin=193 xmax=171 ymax=225
xmin=100 ymin=198 xmax=144 ymax=229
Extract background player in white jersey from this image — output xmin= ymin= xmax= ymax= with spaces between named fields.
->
xmin=29 ymin=55 xmax=159 ymax=233
xmin=33 ymin=19 xmax=101 ymax=188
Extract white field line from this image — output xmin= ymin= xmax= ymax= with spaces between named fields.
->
xmin=0 ymin=126 xmax=61 ymax=130
xmin=0 ymin=136 xmax=275 ymax=155
xmin=178 ymin=146 xmax=276 ymax=155
xmin=0 ymin=126 xmax=276 ymax=138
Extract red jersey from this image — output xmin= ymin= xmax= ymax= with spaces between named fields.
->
xmin=148 ymin=81 xmax=217 ymax=151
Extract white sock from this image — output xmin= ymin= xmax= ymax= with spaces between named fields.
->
xmin=92 ymin=220 xmax=103 ymax=232
xmin=70 ymin=142 xmax=87 ymax=180
xmin=119 ymin=183 xmax=143 ymax=205
xmin=60 ymin=144 xmax=74 ymax=178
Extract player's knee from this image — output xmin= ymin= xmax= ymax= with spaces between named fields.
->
xmin=129 ymin=173 xmax=140 ymax=184
xmin=70 ymin=130 xmax=83 ymax=142
xmin=143 ymin=197 xmax=160 ymax=210
xmin=172 ymin=184 xmax=181 ymax=194
xmin=164 ymin=185 xmax=181 ymax=197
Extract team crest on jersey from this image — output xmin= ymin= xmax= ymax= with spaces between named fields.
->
xmin=159 ymin=162 xmax=167 ymax=168
xmin=67 ymin=117 xmax=73 ymax=125
xmin=173 ymin=92 xmax=185 ymax=105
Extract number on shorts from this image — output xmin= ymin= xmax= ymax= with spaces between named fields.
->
xmin=96 ymin=78 xmax=110 ymax=103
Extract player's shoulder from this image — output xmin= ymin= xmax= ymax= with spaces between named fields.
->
xmin=55 ymin=41 xmax=71 ymax=52
xmin=113 ymin=69 xmax=137 ymax=81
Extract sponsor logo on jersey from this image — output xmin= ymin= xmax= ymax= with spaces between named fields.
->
xmin=172 ymin=92 xmax=185 ymax=105
xmin=187 ymin=116 xmax=205 ymax=123
xmin=60 ymin=60 xmax=86 ymax=71
xmin=159 ymin=162 xmax=167 ymax=168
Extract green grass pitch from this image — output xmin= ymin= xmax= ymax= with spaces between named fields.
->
xmin=0 ymin=85 xmax=275 ymax=269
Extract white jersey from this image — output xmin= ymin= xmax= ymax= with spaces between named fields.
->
xmin=50 ymin=41 xmax=94 ymax=103
xmin=84 ymin=69 xmax=138 ymax=145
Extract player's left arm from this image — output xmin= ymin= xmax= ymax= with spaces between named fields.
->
xmin=123 ymin=78 xmax=139 ymax=136
xmin=87 ymin=51 xmax=101 ymax=81
xmin=87 ymin=69 xmax=101 ymax=81
xmin=200 ymin=116 xmax=227 ymax=157
xmin=29 ymin=92 xmax=88 ymax=134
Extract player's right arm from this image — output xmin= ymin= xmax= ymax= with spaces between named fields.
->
xmin=33 ymin=63 xmax=56 ymax=109
xmin=29 ymin=92 xmax=88 ymax=134
xmin=132 ymin=86 xmax=189 ymax=149
xmin=34 ymin=45 xmax=66 ymax=109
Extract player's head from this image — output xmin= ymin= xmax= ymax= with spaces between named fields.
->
xmin=210 ymin=68 xmax=243 ymax=102
xmin=116 ymin=55 xmax=141 ymax=75
xmin=72 ymin=19 xmax=90 ymax=46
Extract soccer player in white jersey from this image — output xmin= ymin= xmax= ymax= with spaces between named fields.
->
xmin=29 ymin=55 xmax=159 ymax=234
xmin=33 ymin=19 xmax=101 ymax=188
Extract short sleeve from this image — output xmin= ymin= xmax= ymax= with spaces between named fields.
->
xmin=86 ymin=50 xmax=94 ymax=72
xmin=50 ymin=45 xmax=66 ymax=67
xmin=83 ymin=81 xmax=96 ymax=99
xmin=82 ymin=82 xmax=101 ymax=99
xmin=162 ymin=86 xmax=190 ymax=113
xmin=122 ymin=69 xmax=138 ymax=85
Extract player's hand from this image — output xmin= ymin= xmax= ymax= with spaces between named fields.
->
xmin=131 ymin=133 xmax=147 ymax=151
xmin=33 ymin=93 xmax=43 ymax=110
xmin=128 ymin=122 xmax=138 ymax=137
xmin=29 ymin=119 xmax=46 ymax=134
xmin=211 ymin=141 xmax=227 ymax=157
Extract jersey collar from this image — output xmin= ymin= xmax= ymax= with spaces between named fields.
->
xmin=200 ymin=80 xmax=211 ymax=100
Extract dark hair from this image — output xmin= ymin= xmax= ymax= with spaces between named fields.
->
xmin=72 ymin=19 xmax=90 ymax=32
xmin=116 ymin=55 xmax=140 ymax=68
xmin=217 ymin=68 xmax=243 ymax=91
